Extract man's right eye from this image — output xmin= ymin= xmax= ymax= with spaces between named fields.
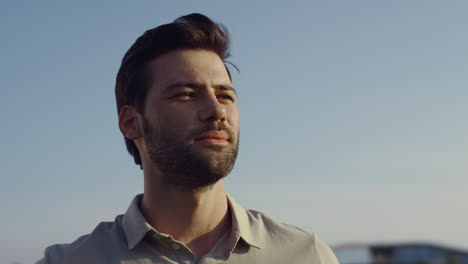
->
xmin=173 ymin=92 xmax=195 ymax=100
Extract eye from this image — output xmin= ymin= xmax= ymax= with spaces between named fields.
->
xmin=182 ymin=92 xmax=195 ymax=97
xmin=173 ymin=92 xmax=195 ymax=100
xmin=217 ymin=94 xmax=235 ymax=102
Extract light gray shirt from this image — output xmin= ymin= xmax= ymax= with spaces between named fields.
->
xmin=36 ymin=194 xmax=339 ymax=264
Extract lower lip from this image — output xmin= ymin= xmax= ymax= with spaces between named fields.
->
xmin=196 ymin=138 xmax=229 ymax=145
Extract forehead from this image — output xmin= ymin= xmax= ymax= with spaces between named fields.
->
xmin=147 ymin=49 xmax=231 ymax=91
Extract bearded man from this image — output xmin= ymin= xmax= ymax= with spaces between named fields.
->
xmin=35 ymin=13 xmax=339 ymax=264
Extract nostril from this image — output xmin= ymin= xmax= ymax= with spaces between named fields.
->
xmin=198 ymin=106 xmax=223 ymax=122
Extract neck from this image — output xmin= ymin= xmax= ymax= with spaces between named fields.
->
xmin=140 ymin=167 xmax=230 ymax=260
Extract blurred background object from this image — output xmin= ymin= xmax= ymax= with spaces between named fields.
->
xmin=334 ymin=242 xmax=468 ymax=264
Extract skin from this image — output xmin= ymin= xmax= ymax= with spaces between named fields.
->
xmin=118 ymin=49 xmax=239 ymax=260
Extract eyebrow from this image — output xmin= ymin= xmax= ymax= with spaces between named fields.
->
xmin=163 ymin=82 xmax=237 ymax=95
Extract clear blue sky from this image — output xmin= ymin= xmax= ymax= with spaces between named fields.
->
xmin=1 ymin=1 xmax=467 ymax=263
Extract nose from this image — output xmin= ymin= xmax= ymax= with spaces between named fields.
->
xmin=198 ymin=94 xmax=227 ymax=123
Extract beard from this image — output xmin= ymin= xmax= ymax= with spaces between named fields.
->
xmin=142 ymin=117 xmax=239 ymax=190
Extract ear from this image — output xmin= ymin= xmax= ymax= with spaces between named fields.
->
xmin=118 ymin=105 xmax=143 ymax=140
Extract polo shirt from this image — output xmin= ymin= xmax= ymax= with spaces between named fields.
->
xmin=35 ymin=194 xmax=339 ymax=264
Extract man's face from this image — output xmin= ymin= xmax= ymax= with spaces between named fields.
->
xmin=141 ymin=49 xmax=240 ymax=189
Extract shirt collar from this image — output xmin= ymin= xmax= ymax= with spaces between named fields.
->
xmin=122 ymin=194 xmax=152 ymax=249
xmin=227 ymin=194 xmax=262 ymax=249
xmin=121 ymin=193 xmax=262 ymax=250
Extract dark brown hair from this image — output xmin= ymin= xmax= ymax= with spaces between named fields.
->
xmin=115 ymin=13 xmax=233 ymax=167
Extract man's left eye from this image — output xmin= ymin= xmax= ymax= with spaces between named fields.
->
xmin=217 ymin=94 xmax=234 ymax=101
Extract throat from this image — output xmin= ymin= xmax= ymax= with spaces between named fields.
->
xmin=186 ymin=210 xmax=232 ymax=260
xmin=140 ymin=180 xmax=231 ymax=259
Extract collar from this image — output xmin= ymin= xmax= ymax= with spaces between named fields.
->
xmin=121 ymin=194 xmax=152 ymax=249
xmin=121 ymin=193 xmax=262 ymax=250
xmin=227 ymin=194 xmax=262 ymax=249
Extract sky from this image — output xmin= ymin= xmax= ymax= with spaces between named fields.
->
xmin=1 ymin=1 xmax=468 ymax=263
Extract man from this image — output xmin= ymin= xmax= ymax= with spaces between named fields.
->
xmin=36 ymin=13 xmax=339 ymax=264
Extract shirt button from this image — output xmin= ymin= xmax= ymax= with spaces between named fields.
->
xmin=172 ymin=243 xmax=180 ymax=250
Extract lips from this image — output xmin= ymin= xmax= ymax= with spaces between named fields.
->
xmin=195 ymin=131 xmax=230 ymax=142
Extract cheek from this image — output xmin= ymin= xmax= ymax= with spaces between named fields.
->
xmin=229 ymin=109 xmax=240 ymax=129
xmin=159 ymin=106 xmax=199 ymax=131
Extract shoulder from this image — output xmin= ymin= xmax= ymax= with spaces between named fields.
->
xmin=245 ymin=208 xmax=314 ymax=244
xmin=37 ymin=215 xmax=126 ymax=264
xmin=246 ymin=209 xmax=339 ymax=264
